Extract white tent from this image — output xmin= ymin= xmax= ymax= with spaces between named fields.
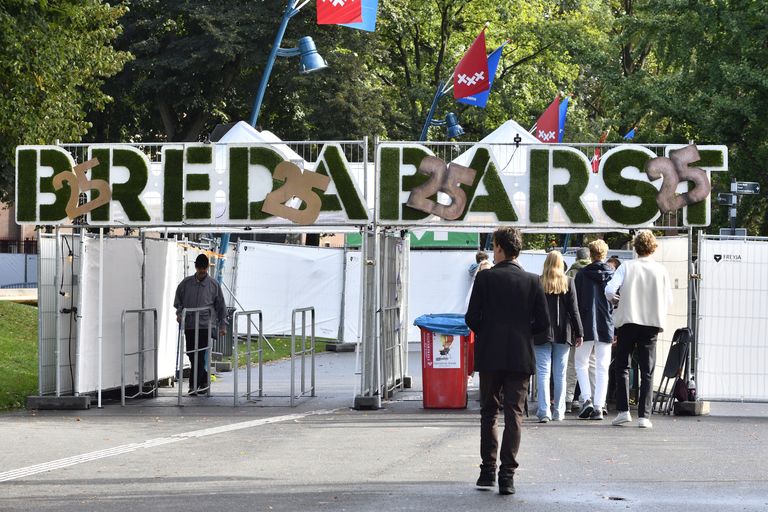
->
xmin=216 ymin=121 xmax=305 ymax=164
xmin=473 ymin=119 xmax=540 ymax=145
xmin=453 ymin=119 xmax=539 ymax=169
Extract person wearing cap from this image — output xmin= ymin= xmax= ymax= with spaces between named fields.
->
xmin=174 ymin=253 xmax=227 ymax=395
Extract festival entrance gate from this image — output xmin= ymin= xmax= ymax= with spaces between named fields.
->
xmin=17 ymin=135 xmax=730 ymax=409
xmin=21 ymin=138 xmax=403 ymax=407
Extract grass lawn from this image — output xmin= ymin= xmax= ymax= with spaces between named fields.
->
xmin=233 ymin=336 xmax=330 ymax=369
xmin=0 ymin=303 xmax=331 ymax=410
xmin=0 ymin=302 xmax=38 ymax=410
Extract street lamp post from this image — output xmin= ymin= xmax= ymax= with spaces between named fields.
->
xmin=419 ymin=78 xmax=464 ymax=141
xmin=217 ymin=1 xmax=327 ymax=285
xmin=248 ymin=0 xmax=326 ymax=128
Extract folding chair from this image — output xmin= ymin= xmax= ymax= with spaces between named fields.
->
xmin=652 ymin=328 xmax=691 ymax=415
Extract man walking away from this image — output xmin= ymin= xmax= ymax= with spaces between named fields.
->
xmin=605 ymin=230 xmax=672 ymax=428
xmin=174 ymin=253 xmax=227 ymax=395
xmin=465 ymin=227 xmax=549 ymax=495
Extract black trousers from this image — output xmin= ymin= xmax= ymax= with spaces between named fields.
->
xmin=479 ymin=371 xmax=529 ymax=477
xmin=185 ymin=328 xmax=210 ymax=390
xmin=614 ymin=323 xmax=659 ymax=418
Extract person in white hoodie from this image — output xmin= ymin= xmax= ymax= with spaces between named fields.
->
xmin=605 ymin=230 xmax=673 ymax=429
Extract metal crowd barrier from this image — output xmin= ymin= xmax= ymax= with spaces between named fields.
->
xmin=233 ymin=309 xmax=264 ymax=406
xmin=211 ymin=306 xmax=237 ymax=358
xmin=121 ymin=308 xmax=159 ymax=407
xmin=291 ymin=307 xmax=316 ymax=407
xmin=176 ymin=306 xmax=215 ymax=406
xmin=381 ymin=305 xmax=405 ymax=400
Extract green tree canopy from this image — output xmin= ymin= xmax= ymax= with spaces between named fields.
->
xmin=0 ymin=0 xmax=130 ymax=202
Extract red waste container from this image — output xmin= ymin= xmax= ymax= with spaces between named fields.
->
xmin=415 ymin=314 xmax=472 ymax=409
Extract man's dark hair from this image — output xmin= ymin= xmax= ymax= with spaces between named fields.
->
xmin=492 ymin=227 xmax=522 ymax=259
xmin=195 ymin=253 xmax=209 ymax=269
xmin=475 ymin=250 xmax=489 ymax=263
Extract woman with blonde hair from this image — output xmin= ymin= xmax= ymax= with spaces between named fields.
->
xmin=534 ymin=251 xmax=584 ymax=422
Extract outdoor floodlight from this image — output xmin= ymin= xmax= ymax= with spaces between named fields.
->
xmin=444 ymin=112 xmax=465 ymax=139
xmin=297 ymin=37 xmax=328 ymax=74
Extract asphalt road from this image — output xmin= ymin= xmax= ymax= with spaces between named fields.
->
xmin=1 ymin=350 xmax=767 ymax=512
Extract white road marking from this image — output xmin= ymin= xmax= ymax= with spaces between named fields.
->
xmin=0 ymin=409 xmax=334 ymax=483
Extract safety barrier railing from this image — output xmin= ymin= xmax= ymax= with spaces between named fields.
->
xmin=121 ymin=308 xmax=159 ymax=406
xmin=291 ymin=307 xmax=316 ymax=407
xmin=233 ymin=309 xmax=264 ymax=406
xmin=176 ymin=306 xmax=215 ymax=406
xmin=211 ymin=306 xmax=237 ymax=358
xmin=381 ymin=305 xmax=405 ymax=400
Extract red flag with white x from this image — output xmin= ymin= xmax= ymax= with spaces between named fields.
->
xmin=534 ymin=96 xmax=561 ymax=143
xmin=317 ymin=0 xmax=362 ymax=25
xmin=453 ymin=30 xmax=490 ymax=99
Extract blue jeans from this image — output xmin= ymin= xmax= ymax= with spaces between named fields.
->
xmin=534 ymin=342 xmax=571 ymax=420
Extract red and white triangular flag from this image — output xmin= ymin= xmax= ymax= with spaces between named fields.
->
xmin=317 ymin=0 xmax=362 ymax=25
xmin=534 ymin=96 xmax=561 ymax=143
xmin=453 ymin=31 xmax=490 ymax=99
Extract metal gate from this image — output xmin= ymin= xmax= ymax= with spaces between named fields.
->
xmin=354 ymin=227 xmax=410 ymax=408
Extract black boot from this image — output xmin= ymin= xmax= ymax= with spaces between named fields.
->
xmin=476 ymin=464 xmax=496 ymax=487
xmin=476 ymin=471 xmax=495 ymax=487
xmin=498 ymin=474 xmax=515 ymax=495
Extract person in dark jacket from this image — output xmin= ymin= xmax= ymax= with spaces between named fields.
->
xmin=574 ymin=240 xmax=615 ymax=419
xmin=534 ymin=250 xmax=584 ymax=423
xmin=174 ymin=253 xmax=227 ymax=395
xmin=465 ymin=227 xmax=549 ymax=496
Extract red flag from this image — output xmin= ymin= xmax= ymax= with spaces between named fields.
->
xmin=453 ymin=31 xmax=490 ymax=99
xmin=317 ymin=0 xmax=362 ymax=25
xmin=590 ymin=131 xmax=610 ymax=173
xmin=533 ymin=96 xmax=561 ymax=143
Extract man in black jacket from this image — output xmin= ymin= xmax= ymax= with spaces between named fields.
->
xmin=465 ymin=227 xmax=549 ymax=495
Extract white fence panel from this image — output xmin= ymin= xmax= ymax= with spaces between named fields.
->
xmin=698 ymin=237 xmax=768 ymax=401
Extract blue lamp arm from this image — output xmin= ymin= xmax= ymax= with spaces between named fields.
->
xmin=249 ymin=0 xmax=300 ymax=127
xmin=419 ymin=80 xmax=446 ymax=142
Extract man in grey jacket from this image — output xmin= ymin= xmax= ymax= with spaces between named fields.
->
xmin=174 ymin=253 xmax=227 ymax=395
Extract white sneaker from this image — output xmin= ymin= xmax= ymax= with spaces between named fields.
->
xmin=637 ymin=417 xmax=653 ymax=429
xmin=612 ymin=411 xmax=632 ymax=426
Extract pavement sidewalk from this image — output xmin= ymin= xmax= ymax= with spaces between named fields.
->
xmin=1 ymin=348 xmax=767 ymax=511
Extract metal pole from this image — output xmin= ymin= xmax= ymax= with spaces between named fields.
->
xmin=338 ymin=242 xmax=347 ymax=343
xmin=55 ymin=228 xmax=61 ymax=397
xmin=216 ymin=233 xmax=229 ymax=285
xmin=121 ymin=311 xmax=126 ymax=407
xmin=249 ymin=0 xmax=299 ymax=127
xmin=234 ymin=311 xmax=240 ymax=406
xmin=98 ymin=228 xmax=104 ymax=408
xmin=311 ymin=308 xmax=316 ymax=397
xmin=37 ymin=229 xmax=43 ymax=396
xmin=177 ymin=318 xmax=185 ymax=406
xmin=291 ymin=311 xmax=296 ymax=407
xmin=729 ymin=179 xmax=738 ymax=235
xmin=687 ymin=227 xmax=694 ymax=382
xmin=419 ymin=80 xmax=446 ymax=141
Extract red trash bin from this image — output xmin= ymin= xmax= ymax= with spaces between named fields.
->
xmin=419 ymin=327 xmax=473 ymax=409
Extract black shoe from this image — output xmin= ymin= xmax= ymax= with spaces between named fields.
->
xmin=196 ymin=385 xmax=210 ymax=395
xmin=498 ymin=476 xmax=515 ymax=495
xmin=187 ymin=388 xmax=197 ymax=396
xmin=476 ymin=472 xmax=495 ymax=487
